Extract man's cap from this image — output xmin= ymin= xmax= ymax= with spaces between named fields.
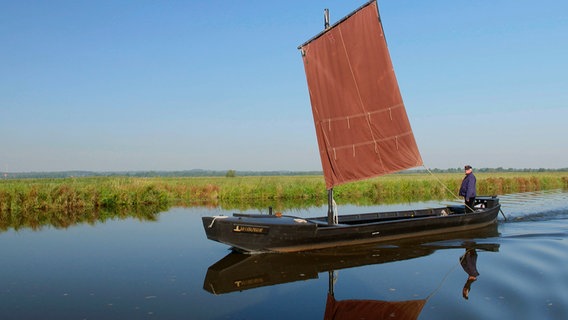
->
xmin=464 ymin=165 xmax=472 ymax=170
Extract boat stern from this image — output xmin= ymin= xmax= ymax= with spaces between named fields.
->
xmin=475 ymin=196 xmax=500 ymax=209
xmin=202 ymin=214 xmax=323 ymax=253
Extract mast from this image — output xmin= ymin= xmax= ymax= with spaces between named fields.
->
xmin=324 ymin=7 xmax=336 ymax=225
xmin=327 ymin=187 xmax=335 ymax=225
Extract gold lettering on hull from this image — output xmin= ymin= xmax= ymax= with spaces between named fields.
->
xmin=233 ymin=224 xmax=269 ymax=234
xmin=234 ymin=277 xmax=265 ymax=289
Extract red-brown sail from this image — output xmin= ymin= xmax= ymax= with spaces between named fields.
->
xmin=324 ymin=293 xmax=426 ymax=320
xmin=300 ymin=0 xmax=423 ymax=189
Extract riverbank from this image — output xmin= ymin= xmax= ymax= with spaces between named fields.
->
xmin=1 ymin=172 xmax=566 ymax=214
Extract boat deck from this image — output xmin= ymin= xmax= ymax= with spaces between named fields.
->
xmin=306 ymin=206 xmax=452 ymax=227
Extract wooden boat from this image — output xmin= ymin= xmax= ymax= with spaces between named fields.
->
xmin=202 ymin=197 xmax=499 ymax=253
xmin=202 ymin=0 xmax=500 ymax=253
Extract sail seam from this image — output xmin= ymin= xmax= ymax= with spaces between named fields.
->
xmin=316 ymin=103 xmax=404 ymax=125
xmin=328 ymin=131 xmax=413 ymax=151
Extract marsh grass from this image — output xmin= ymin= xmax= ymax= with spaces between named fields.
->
xmin=1 ymin=172 xmax=567 ymax=230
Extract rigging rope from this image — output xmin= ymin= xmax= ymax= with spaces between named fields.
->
xmin=422 ymin=164 xmax=473 ymax=209
xmin=422 ymin=165 xmax=461 ymax=201
xmin=421 ymin=165 xmax=475 ymax=212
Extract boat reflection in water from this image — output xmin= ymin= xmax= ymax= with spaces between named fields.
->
xmin=203 ymin=225 xmax=499 ymax=319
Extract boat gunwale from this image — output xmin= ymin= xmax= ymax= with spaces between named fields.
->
xmin=227 ymin=205 xmax=495 ymax=228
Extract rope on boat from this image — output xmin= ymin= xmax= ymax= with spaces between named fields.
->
xmin=422 ymin=165 xmax=462 ymax=203
xmin=332 ymin=198 xmax=338 ymax=224
xmin=208 ymin=215 xmax=228 ymax=228
xmin=422 ymin=165 xmax=478 ymax=212
xmin=423 ymin=165 xmax=509 ymax=218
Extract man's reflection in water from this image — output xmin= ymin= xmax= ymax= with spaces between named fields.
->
xmin=460 ymin=248 xmax=479 ymax=300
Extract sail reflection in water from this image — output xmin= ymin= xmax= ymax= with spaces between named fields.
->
xmin=203 ymin=225 xmax=499 ymax=319
xmin=324 ymin=281 xmax=426 ymax=320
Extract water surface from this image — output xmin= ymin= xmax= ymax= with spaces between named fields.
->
xmin=1 ymin=190 xmax=567 ymax=319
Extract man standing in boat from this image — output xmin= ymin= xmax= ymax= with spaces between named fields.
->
xmin=460 ymin=165 xmax=477 ymax=213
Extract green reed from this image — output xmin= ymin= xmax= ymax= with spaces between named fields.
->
xmin=1 ymin=172 xmax=567 ymax=221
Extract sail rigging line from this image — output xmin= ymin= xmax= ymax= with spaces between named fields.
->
xmin=422 ymin=165 xmax=509 ymax=218
xmin=422 ymin=165 xmax=479 ymax=214
xmin=422 ymin=165 xmax=463 ymax=203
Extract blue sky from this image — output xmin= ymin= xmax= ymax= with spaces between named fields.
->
xmin=1 ymin=0 xmax=567 ymax=173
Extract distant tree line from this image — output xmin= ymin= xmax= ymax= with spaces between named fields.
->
xmin=0 ymin=169 xmax=324 ymax=179
xmin=1 ymin=167 xmax=566 ymax=179
xmin=413 ymin=167 xmax=568 ymax=174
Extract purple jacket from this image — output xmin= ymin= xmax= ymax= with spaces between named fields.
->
xmin=459 ymin=173 xmax=477 ymax=200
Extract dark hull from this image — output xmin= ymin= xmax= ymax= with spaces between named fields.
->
xmin=202 ymin=196 xmax=500 ymax=253
xmin=204 ymin=224 xmax=499 ymax=294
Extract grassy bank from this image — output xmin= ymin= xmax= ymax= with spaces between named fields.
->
xmin=1 ymin=172 xmax=566 ymax=231
xmin=1 ymin=172 xmax=567 ymax=213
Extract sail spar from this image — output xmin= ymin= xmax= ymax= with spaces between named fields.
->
xmin=299 ymin=0 xmax=423 ymax=189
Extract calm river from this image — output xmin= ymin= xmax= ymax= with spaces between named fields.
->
xmin=1 ymin=190 xmax=567 ymax=319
